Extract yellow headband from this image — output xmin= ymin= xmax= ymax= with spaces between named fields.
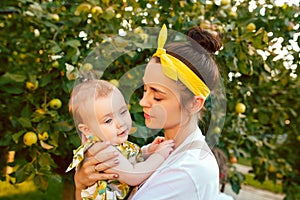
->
xmin=152 ymin=24 xmax=210 ymax=98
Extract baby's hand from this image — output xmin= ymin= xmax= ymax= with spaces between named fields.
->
xmin=152 ymin=136 xmax=165 ymax=144
xmin=147 ymin=136 xmax=165 ymax=154
xmin=154 ymin=140 xmax=174 ymax=159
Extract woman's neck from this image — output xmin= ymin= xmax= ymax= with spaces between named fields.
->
xmin=164 ymin=119 xmax=198 ymax=149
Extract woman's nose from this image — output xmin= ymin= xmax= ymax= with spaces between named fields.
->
xmin=139 ymin=94 xmax=150 ymax=108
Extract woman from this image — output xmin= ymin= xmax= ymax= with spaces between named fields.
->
xmin=74 ymin=25 xmax=222 ymax=199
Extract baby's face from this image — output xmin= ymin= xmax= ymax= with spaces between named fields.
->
xmin=86 ymin=89 xmax=132 ymax=145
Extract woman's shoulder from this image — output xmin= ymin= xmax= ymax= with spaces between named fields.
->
xmin=178 ymin=149 xmax=218 ymax=167
xmin=166 ymin=146 xmax=219 ymax=177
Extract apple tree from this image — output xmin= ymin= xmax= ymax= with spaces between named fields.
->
xmin=0 ymin=0 xmax=299 ymax=199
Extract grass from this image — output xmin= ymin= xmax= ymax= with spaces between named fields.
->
xmin=0 ymin=177 xmax=62 ymax=200
xmin=244 ymin=174 xmax=283 ymax=194
xmin=237 ymin=158 xmax=283 ymax=194
xmin=237 ymin=157 xmax=252 ymax=166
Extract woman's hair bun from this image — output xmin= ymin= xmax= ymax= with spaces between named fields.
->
xmin=187 ymin=26 xmax=222 ymax=53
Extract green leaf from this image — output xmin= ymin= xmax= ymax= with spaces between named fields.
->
xmin=238 ymin=60 xmax=253 ymax=76
xmin=258 ymin=113 xmax=270 ymax=125
xmin=31 ymin=113 xmax=46 ymax=123
xmin=48 ymin=40 xmax=62 ymax=54
xmin=39 ymin=74 xmax=53 ymax=87
xmin=21 ymin=104 xmax=32 ymax=118
xmin=65 ymin=39 xmax=81 ymax=49
xmin=12 ymin=130 xmax=25 ymax=144
xmin=43 ymin=21 xmax=59 ymax=30
xmin=50 ymin=174 xmax=62 ymax=183
xmin=1 ymin=85 xmax=24 ymax=94
xmin=69 ymin=133 xmax=81 ymax=147
xmin=39 ymin=165 xmax=51 ymax=174
xmin=0 ymin=72 xmax=26 ymax=84
xmin=54 ymin=121 xmax=74 ymax=132
xmin=37 ymin=122 xmax=50 ymax=133
xmin=15 ymin=163 xmax=34 ymax=183
xmin=34 ymin=174 xmax=49 ymax=192
xmin=18 ymin=117 xmax=32 ymax=128
xmin=38 ymin=152 xmax=57 ymax=168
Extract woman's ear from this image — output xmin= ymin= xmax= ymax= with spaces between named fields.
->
xmin=190 ymin=96 xmax=205 ymax=114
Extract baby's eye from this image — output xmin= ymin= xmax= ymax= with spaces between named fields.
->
xmin=154 ymin=97 xmax=162 ymax=101
xmin=105 ymin=119 xmax=112 ymax=124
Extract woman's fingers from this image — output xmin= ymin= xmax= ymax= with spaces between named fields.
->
xmin=94 ymin=158 xmax=119 ymax=172
xmin=87 ymin=142 xmax=119 ymax=163
xmin=86 ymin=141 xmax=110 ymax=157
xmin=90 ymin=173 xmax=119 ymax=183
xmin=74 ymin=141 xmax=120 ymax=192
xmin=75 ymin=157 xmax=119 ymax=190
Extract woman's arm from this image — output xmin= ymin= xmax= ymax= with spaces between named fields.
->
xmin=74 ymin=141 xmax=119 ymax=200
xmin=105 ymin=139 xmax=174 ymax=186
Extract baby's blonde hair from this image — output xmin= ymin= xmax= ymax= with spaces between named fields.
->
xmin=69 ymin=80 xmax=115 ymax=125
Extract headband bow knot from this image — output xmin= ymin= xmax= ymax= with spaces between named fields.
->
xmin=153 ymin=24 xmax=210 ymax=98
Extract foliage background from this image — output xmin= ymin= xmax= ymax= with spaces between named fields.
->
xmin=0 ymin=0 xmax=299 ymax=199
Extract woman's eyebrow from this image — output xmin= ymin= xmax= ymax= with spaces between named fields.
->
xmin=142 ymin=78 xmax=167 ymax=95
xmin=149 ymin=86 xmax=167 ymax=95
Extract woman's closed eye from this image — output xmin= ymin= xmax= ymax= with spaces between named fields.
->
xmin=120 ymin=109 xmax=128 ymax=115
xmin=143 ymin=88 xmax=147 ymax=93
xmin=144 ymin=86 xmax=162 ymax=101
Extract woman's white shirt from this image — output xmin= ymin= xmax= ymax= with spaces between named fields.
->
xmin=132 ymin=127 xmax=219 ymax=200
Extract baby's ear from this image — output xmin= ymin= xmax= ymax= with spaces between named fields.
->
xmin=81 ymin=133 xmax=87 ymax=144
xmin=78 ymin=124 xmax=90 ymax=143
xmin=78 ymin=123 xmax=90 ymax=135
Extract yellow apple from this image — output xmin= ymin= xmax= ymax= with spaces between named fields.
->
xmin=246 ymin=23 xmax=256 ymax=32
xmin=26 ymin=80 xmax=39 ymax=90
xmin=75 ymin=3 xmax=92 ymax=16
xmin=38 ymin=132 xmax=49 ymax=141
xmin=109 ymin=79 xmax=119 ymax=87
xmin=235 ymin=102 xmax=246 ymax=114
xmin=23 ymin=131 xmax=38 ymax=146
xmin=221 ymin=0 xmax=231 ymax=6
xmin=91 ymin=6 xmax=103 ymax=15
xmin=82 ymin=63 xmax=93 ymax=71
xmin=49 ymin=98 xmax=62 ymax=109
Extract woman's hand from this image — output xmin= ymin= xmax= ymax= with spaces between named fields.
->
xmin=74 ymin=141 xmax=119 ymax=197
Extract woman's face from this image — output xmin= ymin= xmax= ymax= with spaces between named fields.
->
xmin=139 ymin=59 xmax=189 ymax=130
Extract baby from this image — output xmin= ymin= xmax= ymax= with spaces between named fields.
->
xmin=66 ymin=79 xmax=174 ymax=200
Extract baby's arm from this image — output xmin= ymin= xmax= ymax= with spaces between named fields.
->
xmin=104 ymin=139 xmax=174 ymax=186
xmin=141 ymin=136 xmax=165 ymax=160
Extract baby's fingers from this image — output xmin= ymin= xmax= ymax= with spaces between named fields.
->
xmin=160 ymin=139 xmax=175 ymax=146
xmin=153 ymin=136 xmax=165 ymax=144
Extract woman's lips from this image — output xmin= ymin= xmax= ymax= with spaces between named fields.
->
xmin=144 ymin=112 xmax=151 ymax=119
